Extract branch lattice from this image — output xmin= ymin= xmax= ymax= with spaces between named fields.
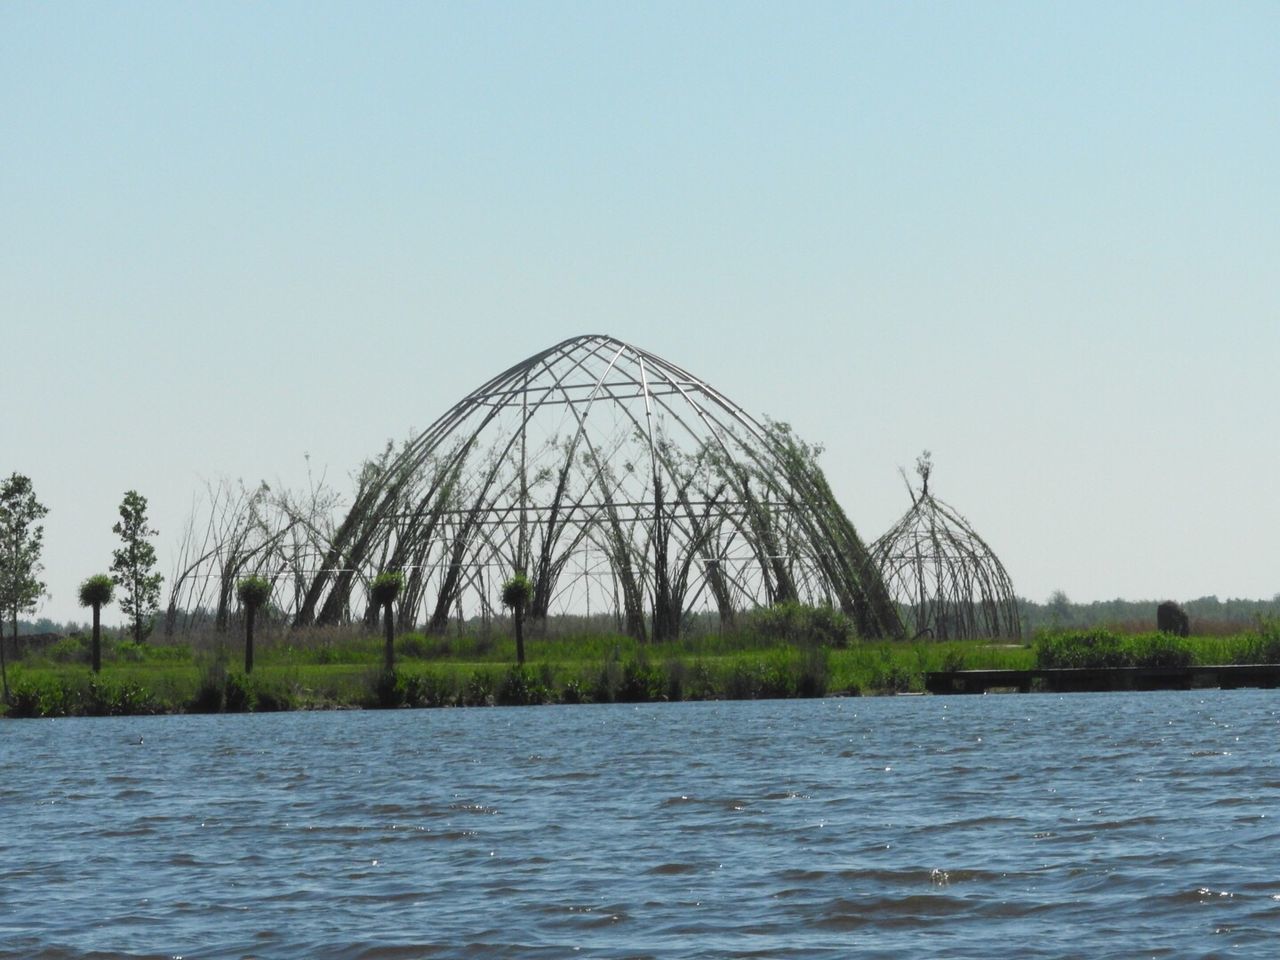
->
xmin=288 ymin=334 xmax=902 ymax=640
xmin=870 ymin=465 xmax=1020 ymax=641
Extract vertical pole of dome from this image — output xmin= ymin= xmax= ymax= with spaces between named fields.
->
xmin=518 ymin=366 xmax=529 ymax=578
xmin=635 ymin=349 xmax=671 ymax=640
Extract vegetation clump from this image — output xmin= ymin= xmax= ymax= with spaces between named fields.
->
xmin=369 ymin=572 xmax=403 ymax=673
xmin=78 ymin=574 xmax=115 ymax=674
xmin=1034 ymin=629 xmax=1193 ymax=669
xmin=235 ymin=575 xmax=272 ymax=674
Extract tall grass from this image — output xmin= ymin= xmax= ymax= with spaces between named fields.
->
xmin=5 ymin=615 xmax=1277 ymax=718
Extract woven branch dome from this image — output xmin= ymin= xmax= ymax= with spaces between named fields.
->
xmin=869 ymin=459 xmax=1021 ymax=641
xmin=296 ymin=334 xmax=901 ymax=639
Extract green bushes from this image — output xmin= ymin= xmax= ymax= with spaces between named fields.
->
xmin=1035 ymin=630 xmax=1130 ymax=669
xmin=743 ymin=601 xmax=856 ymax=647
xmin=4 ymin=673 xmax=161 ymax=718
xmin=27 ymin=616 xmax=1280 ymax=718
xmin=496 ymin=665 xmax=551 ymax=706
xmin=1034 ymin=630 xmax=1193 ymax=669
xmin=1232 ymin=617 xmax=1280 ymax=664
xmin=1124 ymin=632 xmax=1194 ymax=668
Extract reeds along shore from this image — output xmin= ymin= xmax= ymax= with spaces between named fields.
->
xmin=3 ymin=620 xmax=1279 ymax=718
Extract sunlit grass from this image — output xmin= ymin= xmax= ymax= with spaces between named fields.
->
xmin=5 ymin=618 xmax=1277 ymax=717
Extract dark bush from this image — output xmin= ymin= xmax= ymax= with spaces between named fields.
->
xmin=619 ymin=657 xmax=663 ymax=702
xmin=463 ymin=670 xmax=497 ymax=706
xmin=223 ymin=672 xmax=256 ymax=712
xmin=496 ymin=665 xmax=549 ymax=706
xmin=796 ymin=647 xmax=830 ymax=698
xmin=558 ymin=678 xmax=586 ymax=704
xmin=592 ymin=651 xmax=625 ymax=703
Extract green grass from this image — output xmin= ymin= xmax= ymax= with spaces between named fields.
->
xmin=4 ymin=618 xmax=1276 ymax=717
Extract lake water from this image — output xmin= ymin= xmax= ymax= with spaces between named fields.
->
xmin=2 ymin=692 xmax=1279 ymax=959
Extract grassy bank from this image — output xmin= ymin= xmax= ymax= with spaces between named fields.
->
xmin=4 ymin=619 xmax=1278 ymax=718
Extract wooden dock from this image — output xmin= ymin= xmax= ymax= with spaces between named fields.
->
xmin=924 ymin=664 xmax=1280 ymax=695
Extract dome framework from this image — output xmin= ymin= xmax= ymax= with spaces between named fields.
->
xmin=293 ymin=335 xmax=901 ymax=639
xmin=870 ymin=455 xmax=1021 ymax=641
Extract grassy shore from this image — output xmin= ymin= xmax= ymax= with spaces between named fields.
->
xmin=3 ymin=621 xmax=1277 ymax=718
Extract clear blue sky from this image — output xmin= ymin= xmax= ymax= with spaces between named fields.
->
xmin=3 ymin=2 xmax=1277 ymax=624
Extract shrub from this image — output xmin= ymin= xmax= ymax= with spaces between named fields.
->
xmin=496 ymin=665 xmax=549 ymax=706
xmin=724 ymin=660 xmax=767 ymax=699
xmin=804 ymin=605 xmax=856 ymax=648
xmin=870 ymin=661 xmax=914 ymax=693
xmin=364 ymin=669 xmax=402 ymax=709
xmin=223 ymin=672 xmax=256 ymax=712
xmin=397 ymin=633 xmax=438 ymax=659
xmin=1125 ymin=632 xmax=1193 ymax=668
xmin=1034 ymin=630 xmax=1129 ymax=669
xmin=1234 ymin=617 xmax=1280 ymax=664
xmin=82 ymin=678 xmax=160 ymax=716
xmin=746 ymin=601 xmax=856 ymax=648
xmin=49 ymin=636 xmax=90 ymax=665
xmin=592 ymin=650 xmax=625 ymax=703
xmin=463 ymin=669 xmax=497 ymax=706
xmin=403 ymin=670 xmax=459 ymax=707
xmin=252 ymin=677 xmax=296 ymax=712
xmin=1035 ymin=629 xmax=1194 ymax=669
xmin=6 ymin=677 xmax=57 ymax=717
xmin=619 ymin=656 xmax=663 ymax=702
xmin=115 ymin=640 xmax=147 ymax=662
xmin=190 ymin=659 xmax=228 ymax=713
xmin=796 ymin=646 xmax=830 ymax=698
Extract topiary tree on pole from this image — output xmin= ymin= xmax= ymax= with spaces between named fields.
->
xmin=78 ymin=574 xmax=115 ymax=674
xmin=235 ymin=576 xmax=271 ymax=674
xmin=370 ymin=572 xmax=403 ymax=673
xmin=501 ymin=573 xmax=533 ymax=666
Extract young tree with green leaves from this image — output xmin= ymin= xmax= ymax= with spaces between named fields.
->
xmin=111 ymin=490 xmax=164 ymax=645
xmin=501 ymin=573 xmax=533 ymax=666
xmin=235 ymin=576 xmax=271 ymax=674
xmin=78 ymin=574 xmax=115 ymax=674
xmin=0 ymin=473 xmax=49 ymax=701
xmin=370 ymin=572 xmax=403 ymax=672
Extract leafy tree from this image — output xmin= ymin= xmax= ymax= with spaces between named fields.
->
xmin=370 ymin=572 xmax=403 ymax=672
xmin=0 ymin=474 xmax=49 ymax=701
xmin=501 ymin=573 xmax=534 ymax=666
xmin=78 ymin=574 xmax=115 ymax=674
xmin=1045 ymin=589 xmax=1074 ymax=628
xmin=111 ymin=490 xmax=164 ymax=645
xmin=235 ymin=576 xmax=271 ymax=674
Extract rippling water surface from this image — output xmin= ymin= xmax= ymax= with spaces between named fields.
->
xmin=3 ymin=691 xmax=1280 ymax=958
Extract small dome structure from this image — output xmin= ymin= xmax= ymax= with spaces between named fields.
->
xmin=870 ymin=453 xmax=1021 ymax=641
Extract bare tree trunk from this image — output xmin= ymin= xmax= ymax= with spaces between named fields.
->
xmin=92 ymin=605 xmax=102 ymax=674
xmin=245 ymin=606 xmax=256 ymax=674
xmin=515 ymin=603 xmax=525 ymax=666
xmin=383 ymin=602 xmax=395 ymax=673
xmin=0 ymin=613 xmax=9 ymax=702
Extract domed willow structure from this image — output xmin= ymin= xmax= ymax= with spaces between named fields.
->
xmin=294 ymin=334 xmax=901 ymax=640
xmin=869 ymin=453 xmax=1021 ymax=641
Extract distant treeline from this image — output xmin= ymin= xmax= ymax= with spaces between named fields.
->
xmin=1016 ymin=594 xmax=1280 ymax=635
xmin=10 ymin=594 xmax=1280 ymax=642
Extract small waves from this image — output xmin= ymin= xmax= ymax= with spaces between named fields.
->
xmin=4 ymin=692 xmax=1280 ymax=958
